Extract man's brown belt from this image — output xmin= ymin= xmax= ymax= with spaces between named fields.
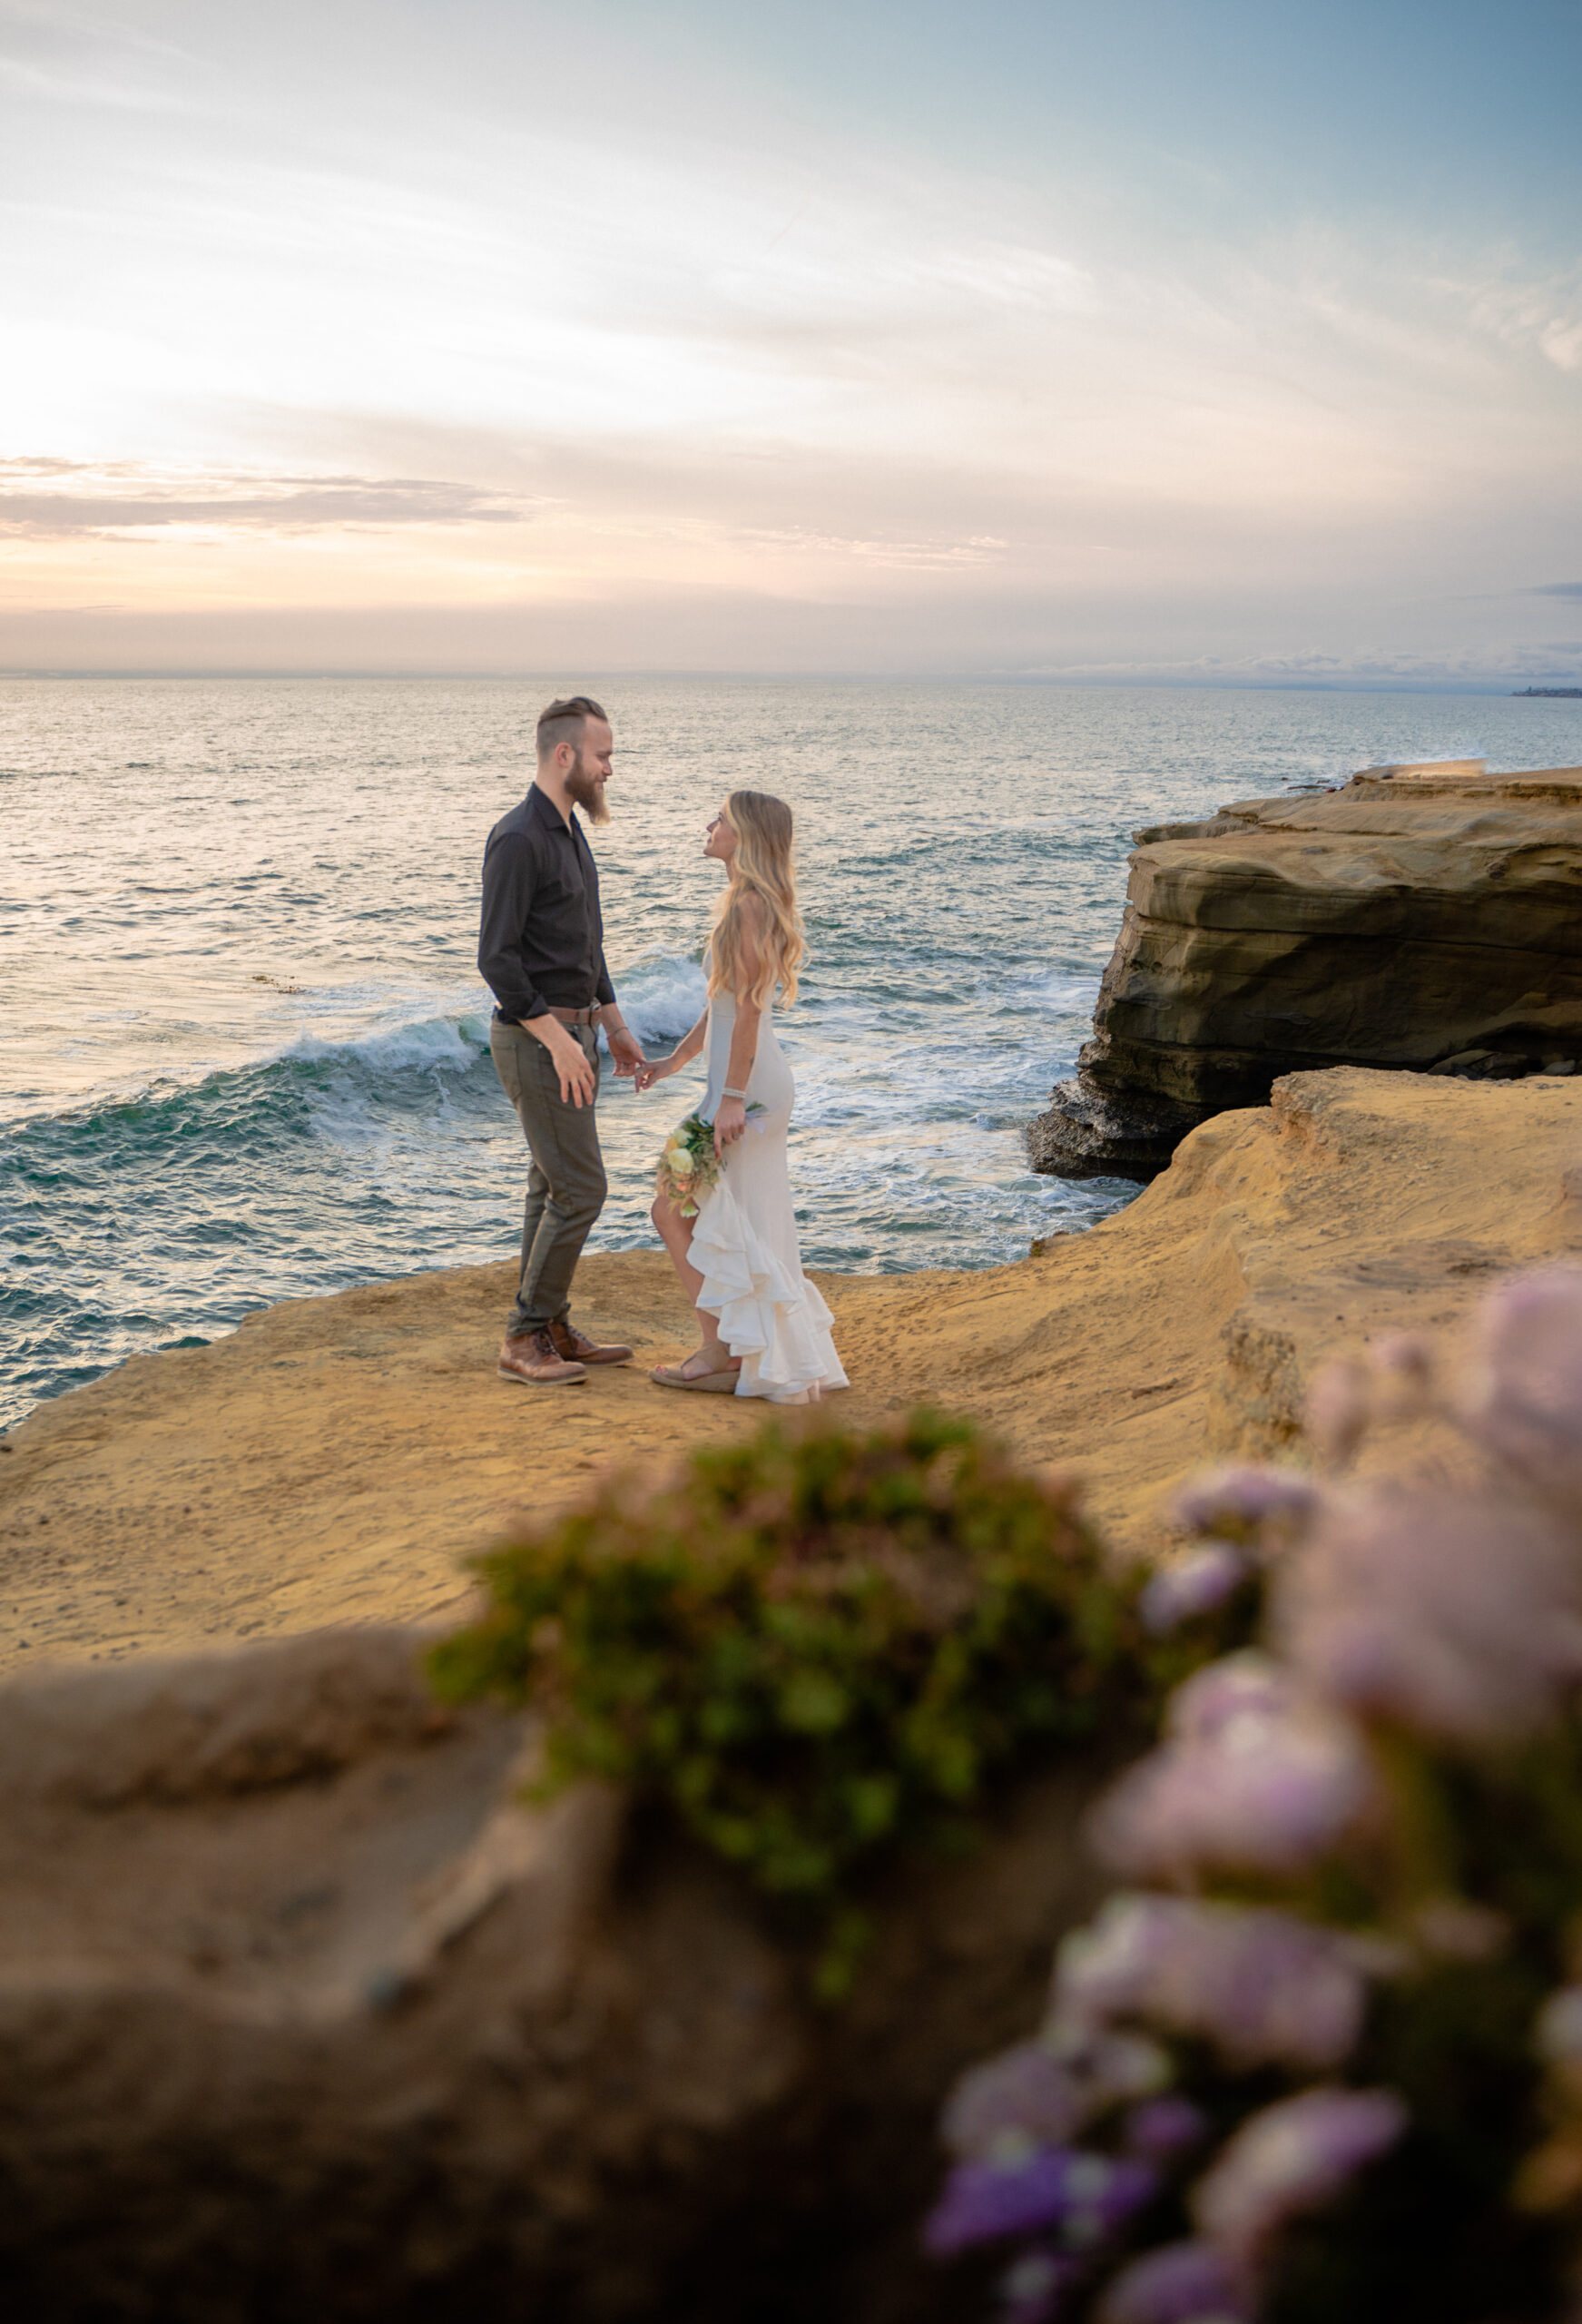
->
xmin=545 ymin=1004 xmax=601 ymax=1027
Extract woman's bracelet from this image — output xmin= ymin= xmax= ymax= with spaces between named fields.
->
xmin=722 ymin=1086 xmax=748 ymax=1099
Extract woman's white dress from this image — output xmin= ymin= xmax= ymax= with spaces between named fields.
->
xmin=689 ymin=991 xmax=848 ymax=1403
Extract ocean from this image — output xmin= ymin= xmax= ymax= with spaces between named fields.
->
xmin=5 ymin=678 xmax=1581 ymax=1430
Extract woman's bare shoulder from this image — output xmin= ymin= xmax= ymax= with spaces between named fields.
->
xmin=734 ymin=888 xmax=770 ymax=930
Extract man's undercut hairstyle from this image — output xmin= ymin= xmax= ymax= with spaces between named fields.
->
xmin=536 ymin=694 xmax=607 ymax=763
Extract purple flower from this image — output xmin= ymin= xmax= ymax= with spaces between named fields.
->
xmin=1275 ymin=1482 xmax=1582 ymax=1740
xmin=1172 ymin=1468 xmax=1320 ymax=1547
xmin=998 ymin=2248 xmax=1083 ymax=2324
xmin=1140 ymin=1543 xmax=1251 ymax=1635
xmin=1464 ymin=1268 xmax=1582 ymax=1506
xmin=925 ymin=2151 xmax=1074 ymax=2254
xmin=1096 ymin=2239 xmax=1252 ymax=2324
xmin=1092 ymin=1653 xmax=1377 ymax=1881
xmin=1304 ymin=1360 xmax=1372 ymax=1468
xmin=924 ymin=2149 xmax=1156 ymax=2258
xmin=943 ymin=2042 xmax=1084 ymax=2160
xmin=1055 ymin=1895 xmax=1368 ymax=2071
xmin=1193 ymin=2086 xmax=1408 ymax=2266
xmin=1170 ymin=1651 xmax=1300 ymax=1738
xmin=1057 ymin=2153 xmax=1160 ymax=2250
xmin=1124 ymin=2096 xmax=1211 ymax=2162
xmin=1038 ymin=2026 xmax=1175 ymax=2113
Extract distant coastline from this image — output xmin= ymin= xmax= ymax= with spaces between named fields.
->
xmin=1511 ymin=687 xmax=1582 ymax=698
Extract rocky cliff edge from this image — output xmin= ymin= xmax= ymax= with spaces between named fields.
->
xmin=1029 ymin=759 xmax=1582 ymax=1178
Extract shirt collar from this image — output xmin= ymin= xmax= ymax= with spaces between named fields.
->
xmin=526 ymin=783 xmax=575 ymax=837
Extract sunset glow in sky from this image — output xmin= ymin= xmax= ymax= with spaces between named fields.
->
xmin=3 ymin=0 xmax=1579 ymax=681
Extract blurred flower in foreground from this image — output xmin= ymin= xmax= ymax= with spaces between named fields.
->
xmin=1138 ymin=1542 xmax=1250 ymax=1636
xmin=1275 ymin=1484 xmax=1582 ymax=1739
xmin=1121 ymin=2096 xmax=1209 ymax=2162
xmin=1368 ymin=1332 xmax=1434 ymax=1419
xmin=1464 ymin=1267 xmax=1582 ymax=1509
xmin=999 ymin=2247 xmax=1083 ymax=2324
xmin=943 ymin=2029 xmax=1174 ymax=2169
xmin=1191 ymin=2086 xmax=1407 ymax=2269
xmin=1055 ymin=1894 xmax=1369 ymax=2071
xmin=943 ymin=2042 xmax=1084 ymax=2160
xmin=1093 ymin=1652 xmax=1377 ymax=1881
xmin=924 ymin=2148 xmax=1157 ymax=2257
xmin=1303 ymin=1359 xmax=1371 ymax=1469
xmin=1096 ymin=2239 xmax=1251 ymax=2324
xmin=929 ymin=1266 xmax=1582 ymax=2323
xmin=1172 ymin=1468 xmax=1319 ymax=1548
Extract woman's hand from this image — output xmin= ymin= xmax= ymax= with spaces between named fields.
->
xmin=713 ymin=1095 xmax=747 ymax=1157
xmin=634 ymin=1053 xmax=680 ymax=1094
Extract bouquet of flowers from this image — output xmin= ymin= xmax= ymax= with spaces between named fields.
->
xmin=655 ymin=1106 xmax=762 ymax=1217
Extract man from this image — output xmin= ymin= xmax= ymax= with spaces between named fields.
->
xmin=478 ymin=694 xmax=647 ymax=1385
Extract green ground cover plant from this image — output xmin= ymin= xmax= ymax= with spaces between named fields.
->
xmin=429 ymin=1409 xmax=1246 ymax=1994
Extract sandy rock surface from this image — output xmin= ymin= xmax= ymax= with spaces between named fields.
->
xmin=1032 ymin=763 xmax=1582 ymax=1177
xmin=0 ymin=1623 xmax=1113 ymax=2322
xmin=5 ymin=1068 xmax=1582 ymax=1679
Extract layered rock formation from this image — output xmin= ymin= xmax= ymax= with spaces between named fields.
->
xmin=1029 ymin=759 xmax=1582 ymax=1178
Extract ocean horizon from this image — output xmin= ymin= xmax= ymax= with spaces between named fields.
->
xmin=2 ymin=670 xmax=1567 ymax=692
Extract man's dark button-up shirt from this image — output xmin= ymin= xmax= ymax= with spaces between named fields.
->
xmin=477 ymin=785 xmax=616 ymax=1023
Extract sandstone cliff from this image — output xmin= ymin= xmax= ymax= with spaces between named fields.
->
xmin=6 ymin=1070 xmax=1582 ymax=2311
xmin=1029 ymin=759 xmax=1582 ymax=1178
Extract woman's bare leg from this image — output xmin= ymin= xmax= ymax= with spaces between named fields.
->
xmin=651 ymin=1196 xmax=740 ymax=1372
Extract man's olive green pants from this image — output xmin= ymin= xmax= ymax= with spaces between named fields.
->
xmin=489 ymin=1019 xmax=607 ymax=1336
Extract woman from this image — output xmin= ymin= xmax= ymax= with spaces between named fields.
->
xmin=636 ymin=790 xmax=848 ymax=1402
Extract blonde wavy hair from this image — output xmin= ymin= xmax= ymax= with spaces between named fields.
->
xmin=706 ymin=789 xmax=806 ymax=1010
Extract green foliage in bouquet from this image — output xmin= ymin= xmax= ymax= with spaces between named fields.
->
xmin=429 ymin=1409 xmax=1249 ymax=1995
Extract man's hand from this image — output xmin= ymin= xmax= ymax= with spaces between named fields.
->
xmin=605 ymin=1023 xmax=648 ymax=1079
xmin=526 ymin=1019 xmax=597 ymax=1107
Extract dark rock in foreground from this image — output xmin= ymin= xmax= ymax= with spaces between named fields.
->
xmin=0 ymin=1627 xmax=1112 ymax=2322
xmin=1030 ymin=759 xmax=1582 ymax=1180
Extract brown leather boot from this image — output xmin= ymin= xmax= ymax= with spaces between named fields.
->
xmin=498 ymin=1328 xmax=587 ymax=1385
xmin=548 ymin=1318 xmax=634 ymax=1365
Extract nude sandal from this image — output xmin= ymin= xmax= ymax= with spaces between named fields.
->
xmin=650 ymin=1354 xmax=742 ymax=1393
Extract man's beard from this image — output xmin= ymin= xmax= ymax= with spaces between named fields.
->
xmin=565 ymin=758 xmax=610 ymax=824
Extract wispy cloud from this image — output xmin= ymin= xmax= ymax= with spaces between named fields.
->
xmin=0 ymin=459 xmax=525 ymax=537
xmin=1440 ymin=264 xmax=1582 ymax=375
xmin=0 ymin=0 xmax=201 ymax=112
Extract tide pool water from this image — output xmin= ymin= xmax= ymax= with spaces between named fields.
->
xmin=5 ymin=677 xmax=1580 ymax=1429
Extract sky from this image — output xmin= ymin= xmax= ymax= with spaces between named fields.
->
xmin=1 ymin=0 xmax=1579 ymax=683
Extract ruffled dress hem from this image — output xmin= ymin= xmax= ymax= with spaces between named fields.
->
xmin=688 ymin=1173 xmax=849 ymax=1404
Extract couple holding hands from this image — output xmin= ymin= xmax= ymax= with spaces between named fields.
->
xmin=477 ymin=694 xmax=847 ymax=1403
